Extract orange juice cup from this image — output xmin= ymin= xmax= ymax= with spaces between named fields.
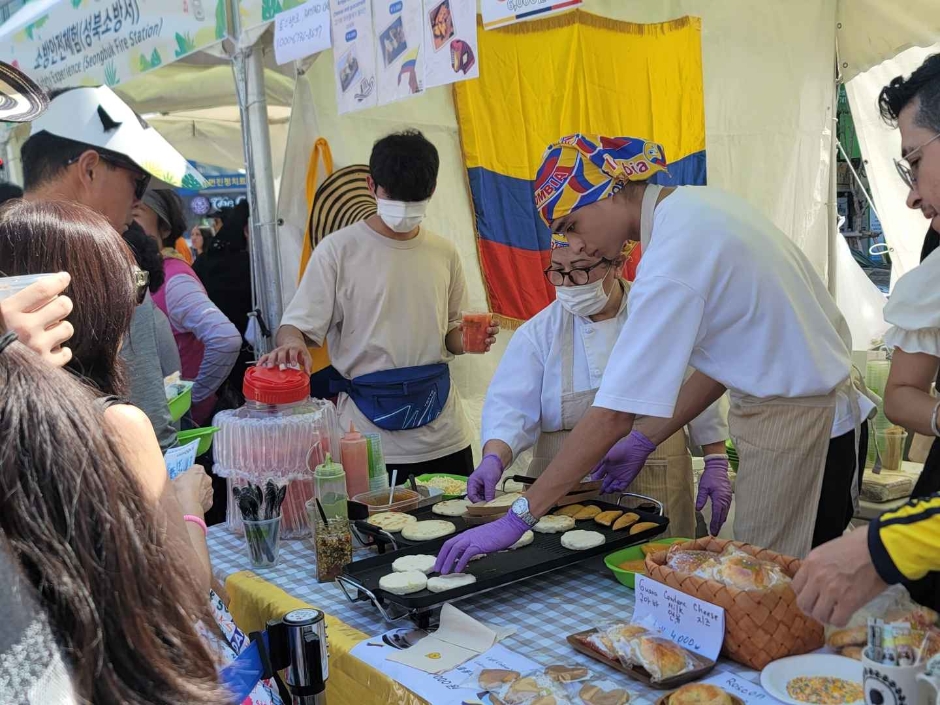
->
xmin=462 ymin=311 xmax=493 ymax=354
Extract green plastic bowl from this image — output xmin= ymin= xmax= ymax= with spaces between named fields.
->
xmin=414 ymin=473 xmax=468 ymax=499
xmin=176 ymin=426 xmax=220 ymax=457
xmin=604 ymin=537 xmax=693 ymax=589
xmin=167 ymin=384 xmax=193 ymax=422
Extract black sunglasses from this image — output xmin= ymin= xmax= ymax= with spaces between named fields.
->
xmin=65 ymin=152 xmax=151 ymax=200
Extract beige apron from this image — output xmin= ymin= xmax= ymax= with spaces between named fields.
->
xmin=526 ymin=308 xmax=696 ymax=538
xmin=729 ymin=377 xmax=860 ymax=559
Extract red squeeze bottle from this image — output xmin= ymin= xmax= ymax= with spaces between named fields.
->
xmin=340 ymin=422 xmax=370 ymax=499
xmin=462 ymin=311 xmax=493 ymax=354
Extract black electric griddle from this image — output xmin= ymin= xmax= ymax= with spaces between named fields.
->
xmin=337 ymin=496 xmax=668 ymax=623
xmin=351 ymin=501 xmax=474 ymax=551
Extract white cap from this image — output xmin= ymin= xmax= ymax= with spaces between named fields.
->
xmin=30 ymin=85 xmax=206 ymax=190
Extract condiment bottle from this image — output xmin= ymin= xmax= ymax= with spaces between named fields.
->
xmin=313 ymin=453 xmax=348 ymax=520
xmin=340 ymin=422 xmax=370 ymax=499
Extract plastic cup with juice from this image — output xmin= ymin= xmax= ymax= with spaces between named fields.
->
xmin=462 ymin=311 xmax=493 ymax=354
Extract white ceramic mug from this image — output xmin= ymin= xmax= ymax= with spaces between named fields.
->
xmin=863 ymin=653 xmax=928 ymax=705
xmin=916 ymin=654 xmax=940 ymax=705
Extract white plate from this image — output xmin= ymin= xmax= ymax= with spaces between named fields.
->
xmin=761 ymin=654 xmax=863 ymax=704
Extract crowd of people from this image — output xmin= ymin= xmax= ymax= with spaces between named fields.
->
xmin=0 ymin=45 xmax=939 ymax=703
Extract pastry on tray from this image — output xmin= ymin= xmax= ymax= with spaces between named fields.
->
xmin=479 ymin=669 xmax=520 ymax=691
xmin=534 ymin=515 xmax=576 ymax=533
xmin=629 ymin=521 xmax=659 ymax=535
xmin=554 ymin=504 xmax=584 ymax=517
xmin=595 ymin=510 xmax=623 ymax=527
xmin=544 ymin=665 xmax=590 ymax=683
xmin=400 ymin=520 xmax=456 ymax=541
xmin=579 ymin=683 xmax=631 ymax=705
xmin=667 ymin=683 xmax=733 ymax=704
xmin=634 ymin=635 xmax=696 ymax=680
xmin=366 ymin=511 xmax=417 ymax=533
xmin=573 ymin=505 xmax=602 ymax=521
xmin=665 ymin=549 xmax=721 ymax=575
xmin=616 ymin=559 xmax=648 ymax=574
xmin=714 ymin=551 xmax=788 ymax=590
xmin=613 ymin=512 xmax=640 ymax=531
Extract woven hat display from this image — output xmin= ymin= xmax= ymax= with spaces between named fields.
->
xmin=645 ymin=537 xmax=824 ymax=670
xmin=307 ymin=164 xmax=376 ymax=249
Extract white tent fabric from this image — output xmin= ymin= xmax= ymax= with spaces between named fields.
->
xmin=845 ymin=43 xmax=940 ymax=288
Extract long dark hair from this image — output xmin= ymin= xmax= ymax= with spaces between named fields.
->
xmin=123 ymin=219 xmax=166 ymax=292
xmin=0 ymin=199 xmax=136 ymax=396
xmin=0 ymin=314 xmax=229 ymax=704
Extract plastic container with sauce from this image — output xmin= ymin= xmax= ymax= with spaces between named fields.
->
xmin=461 ymin=311 xmax=493 ymax=354
xmin=213 ymin=366 xmax=341 ymax=538
xmin=314 ymin=453 xmax=348 ymax=521
xmin=351 ymin=487 xmax=421 ymax=515
xmin=340 ymin=423 xmax=370 ymax=499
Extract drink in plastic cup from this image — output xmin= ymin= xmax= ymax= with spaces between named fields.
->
xmin=0 ymin=273 xmax=56 ymax=301
xmin=243 ymin=515 xmax=282 ymax=568
xmin=461 ymin=311 xmax=493 ymax=354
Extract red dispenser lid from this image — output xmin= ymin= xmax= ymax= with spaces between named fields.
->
xmin=242 ymin=366 xmax=310 ymax=405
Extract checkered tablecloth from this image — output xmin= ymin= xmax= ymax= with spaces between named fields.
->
xmin=208 ymin=528 xmax=760 ymax=704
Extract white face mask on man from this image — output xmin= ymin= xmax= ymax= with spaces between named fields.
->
xmin=554 ymin=277 xmax=612 ymax=317
xmin=376 ymin=198 xmax=429 ymax=233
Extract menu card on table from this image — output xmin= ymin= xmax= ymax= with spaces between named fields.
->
xmin=633 ymin=575 xmax=726 ymax=661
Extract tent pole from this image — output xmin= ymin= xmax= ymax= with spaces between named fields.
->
xmin=230 ymin=7 xmax=283 ymax=355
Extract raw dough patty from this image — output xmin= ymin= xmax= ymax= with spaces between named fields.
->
xmin=432 ymin=499 xmax=471 ymax=517
xmin=561 ymin=530 xmax=606 ymax=550
xmin=379 ymin=571 xmax=427 ymax=595
xmin=391 ymin=554 xmax=436 ymax=574
xmin=426 ymin=573 xmax=477 ymax=593
xmin=533 ymin=515 xmax=576 ymax=534
xmin=400 ymin=520 xmax=457 ymax=541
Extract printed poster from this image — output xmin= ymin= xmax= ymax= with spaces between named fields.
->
xmin=373 ymin=0 xmax=424 ymax=105
xmin=421 ymin=0 xmax=478 ymax=89
xmin=330 ymin=0 xmax=377 ymax=114
xmin=480 ymin=0 xmax=582 ymax=30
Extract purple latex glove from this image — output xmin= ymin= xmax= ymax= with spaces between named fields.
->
xmin=467 ymin=454 xmax=504 ymax=503
xmin=434 ymin=511 xmax=529 ymax=575
xmin=590 ymin=430 xmax=656 ymax=494
xmin=696 ymin=454 xmax=732 ymax=535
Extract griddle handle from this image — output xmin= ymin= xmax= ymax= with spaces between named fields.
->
xmin=352 ymin=520 xmax=399 ymax=552
xmin=335 ymin=575 xmax=411 ymax=624
xmin=617 ymin=492 xmax=664 ymax=516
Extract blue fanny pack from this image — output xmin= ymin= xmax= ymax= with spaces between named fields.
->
xmin=328 ymin=363 xmax=451 ymax=431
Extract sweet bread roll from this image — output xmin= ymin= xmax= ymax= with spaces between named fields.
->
xmin=613 ymin=512 xmax=640 ymax=531
xmin=608 ymin=624 xmax=648 ymax=641
xmin=668 ymin=683 xmax=733 ymax=705
xmin=573 ymin=505 xmax=602 ymax=521
xmin=504 ymin=676 xmax=540 ymax=704
xmin=827 ymin=625 xmax=867 ymax=648
xmin=544 ymin=665 xmax=589 ymax=682
xmin=666 ymin=550 xmax=721 ymax=575
xmin=579 ymin=683 xmax=630 ymax=705
xmin=479 ymin=669 xmax=519 ymax=691
xmin=716 ymin=554 xmax=780 ymax=590
xmin=841 ymin=646 xmax=864 ymax=660
xmin=635 ymin=636 xmax=692 ymax=680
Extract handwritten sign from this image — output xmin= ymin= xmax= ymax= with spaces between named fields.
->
xmin=164 ymin=439 xmax=199 ymax=480
xmin=634 ymin=575 xmax=725 ymax=661
xmin=274 ymin=0 xmax=332 ymax=65
xmin=700 ymin=672 xmax=785 ymax=704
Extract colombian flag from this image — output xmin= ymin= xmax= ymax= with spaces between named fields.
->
xmin=454 ymin=12 xmax=706 ymax=325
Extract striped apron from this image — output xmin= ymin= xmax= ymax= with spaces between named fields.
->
xmin=525 ymin=309 xmax=696 ymax=538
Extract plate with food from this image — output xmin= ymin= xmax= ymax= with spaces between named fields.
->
xmin=604 ymin=538 xmax=693 ymax=588
xmin=414 ymin=473 xmax=467 ymax=499
xmin=760 ymin=654 xmax=863 ymax=705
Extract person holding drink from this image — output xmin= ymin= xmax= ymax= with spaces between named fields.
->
xmin=262 ymin=130 xmax=499 ymax=478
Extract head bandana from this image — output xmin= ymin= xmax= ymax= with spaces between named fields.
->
xmin=534 ymin=134 xmax=668 ymax=226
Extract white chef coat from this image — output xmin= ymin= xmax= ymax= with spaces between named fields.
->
xmin=481 ymin=282 xmax=730 ymax=460
xmin=885 ymin=247 xmax=940 ymax=356
xmin=594 ymin=186 xmax=873 ymax=438
xmin=281 ymin=221 xmax=473 ymax=464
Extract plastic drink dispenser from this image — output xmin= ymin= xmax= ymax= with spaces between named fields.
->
xmin=214 ymin=366 xmax=340 ymax=538
xmin=314 ymin=454 xmax=348 ymax=520
xmin=340 ymin=423 xmax=369 ymax=498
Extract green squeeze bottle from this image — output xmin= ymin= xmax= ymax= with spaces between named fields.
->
xmin=314 ymin=453 xmax=348 ymax=521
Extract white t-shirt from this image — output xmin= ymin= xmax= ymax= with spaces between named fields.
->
xmin=281 ymin=221 xmax=473 ymax=463
xmin=884 ymin=247 xmax=940 ymax=357
xmin=482 ymin=286 xmax=730 ymax=460
xmin=594 ymin=187 xmax=859 ymax=438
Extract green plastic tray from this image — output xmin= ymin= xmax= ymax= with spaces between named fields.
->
xmin=604 ymin=537 xmax=692 ymax=589
xmin=413 ymin=473 xmax=468 ymax=499
xmin=167 ymin=384 xmax=193 ymax=422
xmin=176 ymin=426 xmax=220 ymax=457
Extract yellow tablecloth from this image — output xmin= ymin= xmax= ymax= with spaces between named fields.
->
xmin=225 ymin=571 xmax=426 ymax=705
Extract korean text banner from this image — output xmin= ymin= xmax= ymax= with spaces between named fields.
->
xmin=453 ymin=12 xmax=706 ymax=325
xmin=0 ymin=0 xmax=228 ymax=90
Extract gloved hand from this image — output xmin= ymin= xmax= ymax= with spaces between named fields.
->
xmin=467 ymin=454 xmax=504 ymax=503
xmin=590 ymin=430 xmax=656 ymax=494
xmin=433 ymin=511 xmax=529 ymax=575
xmin=696 ymin=454 xmax=732 ymax=535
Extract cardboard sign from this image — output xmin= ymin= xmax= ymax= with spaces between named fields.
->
xmin=274 ymin=0 xmax=332 ymax=65
xmin=634 ymin=575 xmax=725 ymax=661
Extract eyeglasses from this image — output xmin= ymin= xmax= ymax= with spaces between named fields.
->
xmin=895 ymin=132 xmax=940 ymax=190
xmin=65 ymin=152 xmax=151 ymax=200
xmin=133 ymin=267 xmax=150 ymax=305
xmin=544 ymin=258 xmax=613 ymax=286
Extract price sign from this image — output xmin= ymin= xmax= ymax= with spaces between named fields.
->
xmin=633 ymin=575 xmax=725 ymax=661
xmin=274 ymin=1 xmax=332 ymax=65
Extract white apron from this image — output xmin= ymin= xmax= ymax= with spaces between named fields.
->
xmin=525 ymin=305 xmax=696 ymax=538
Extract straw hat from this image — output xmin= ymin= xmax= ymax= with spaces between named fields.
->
xmin=307 ymin=164 xmax=376 ymax=249
xmin=0 ymin=62 xmax=47 ymax=123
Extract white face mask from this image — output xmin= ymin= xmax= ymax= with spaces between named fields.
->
xmin=554 ymin=277 xmax=612 ymax=317
xmin=376 ymin=198 xmax=429 ymax=233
